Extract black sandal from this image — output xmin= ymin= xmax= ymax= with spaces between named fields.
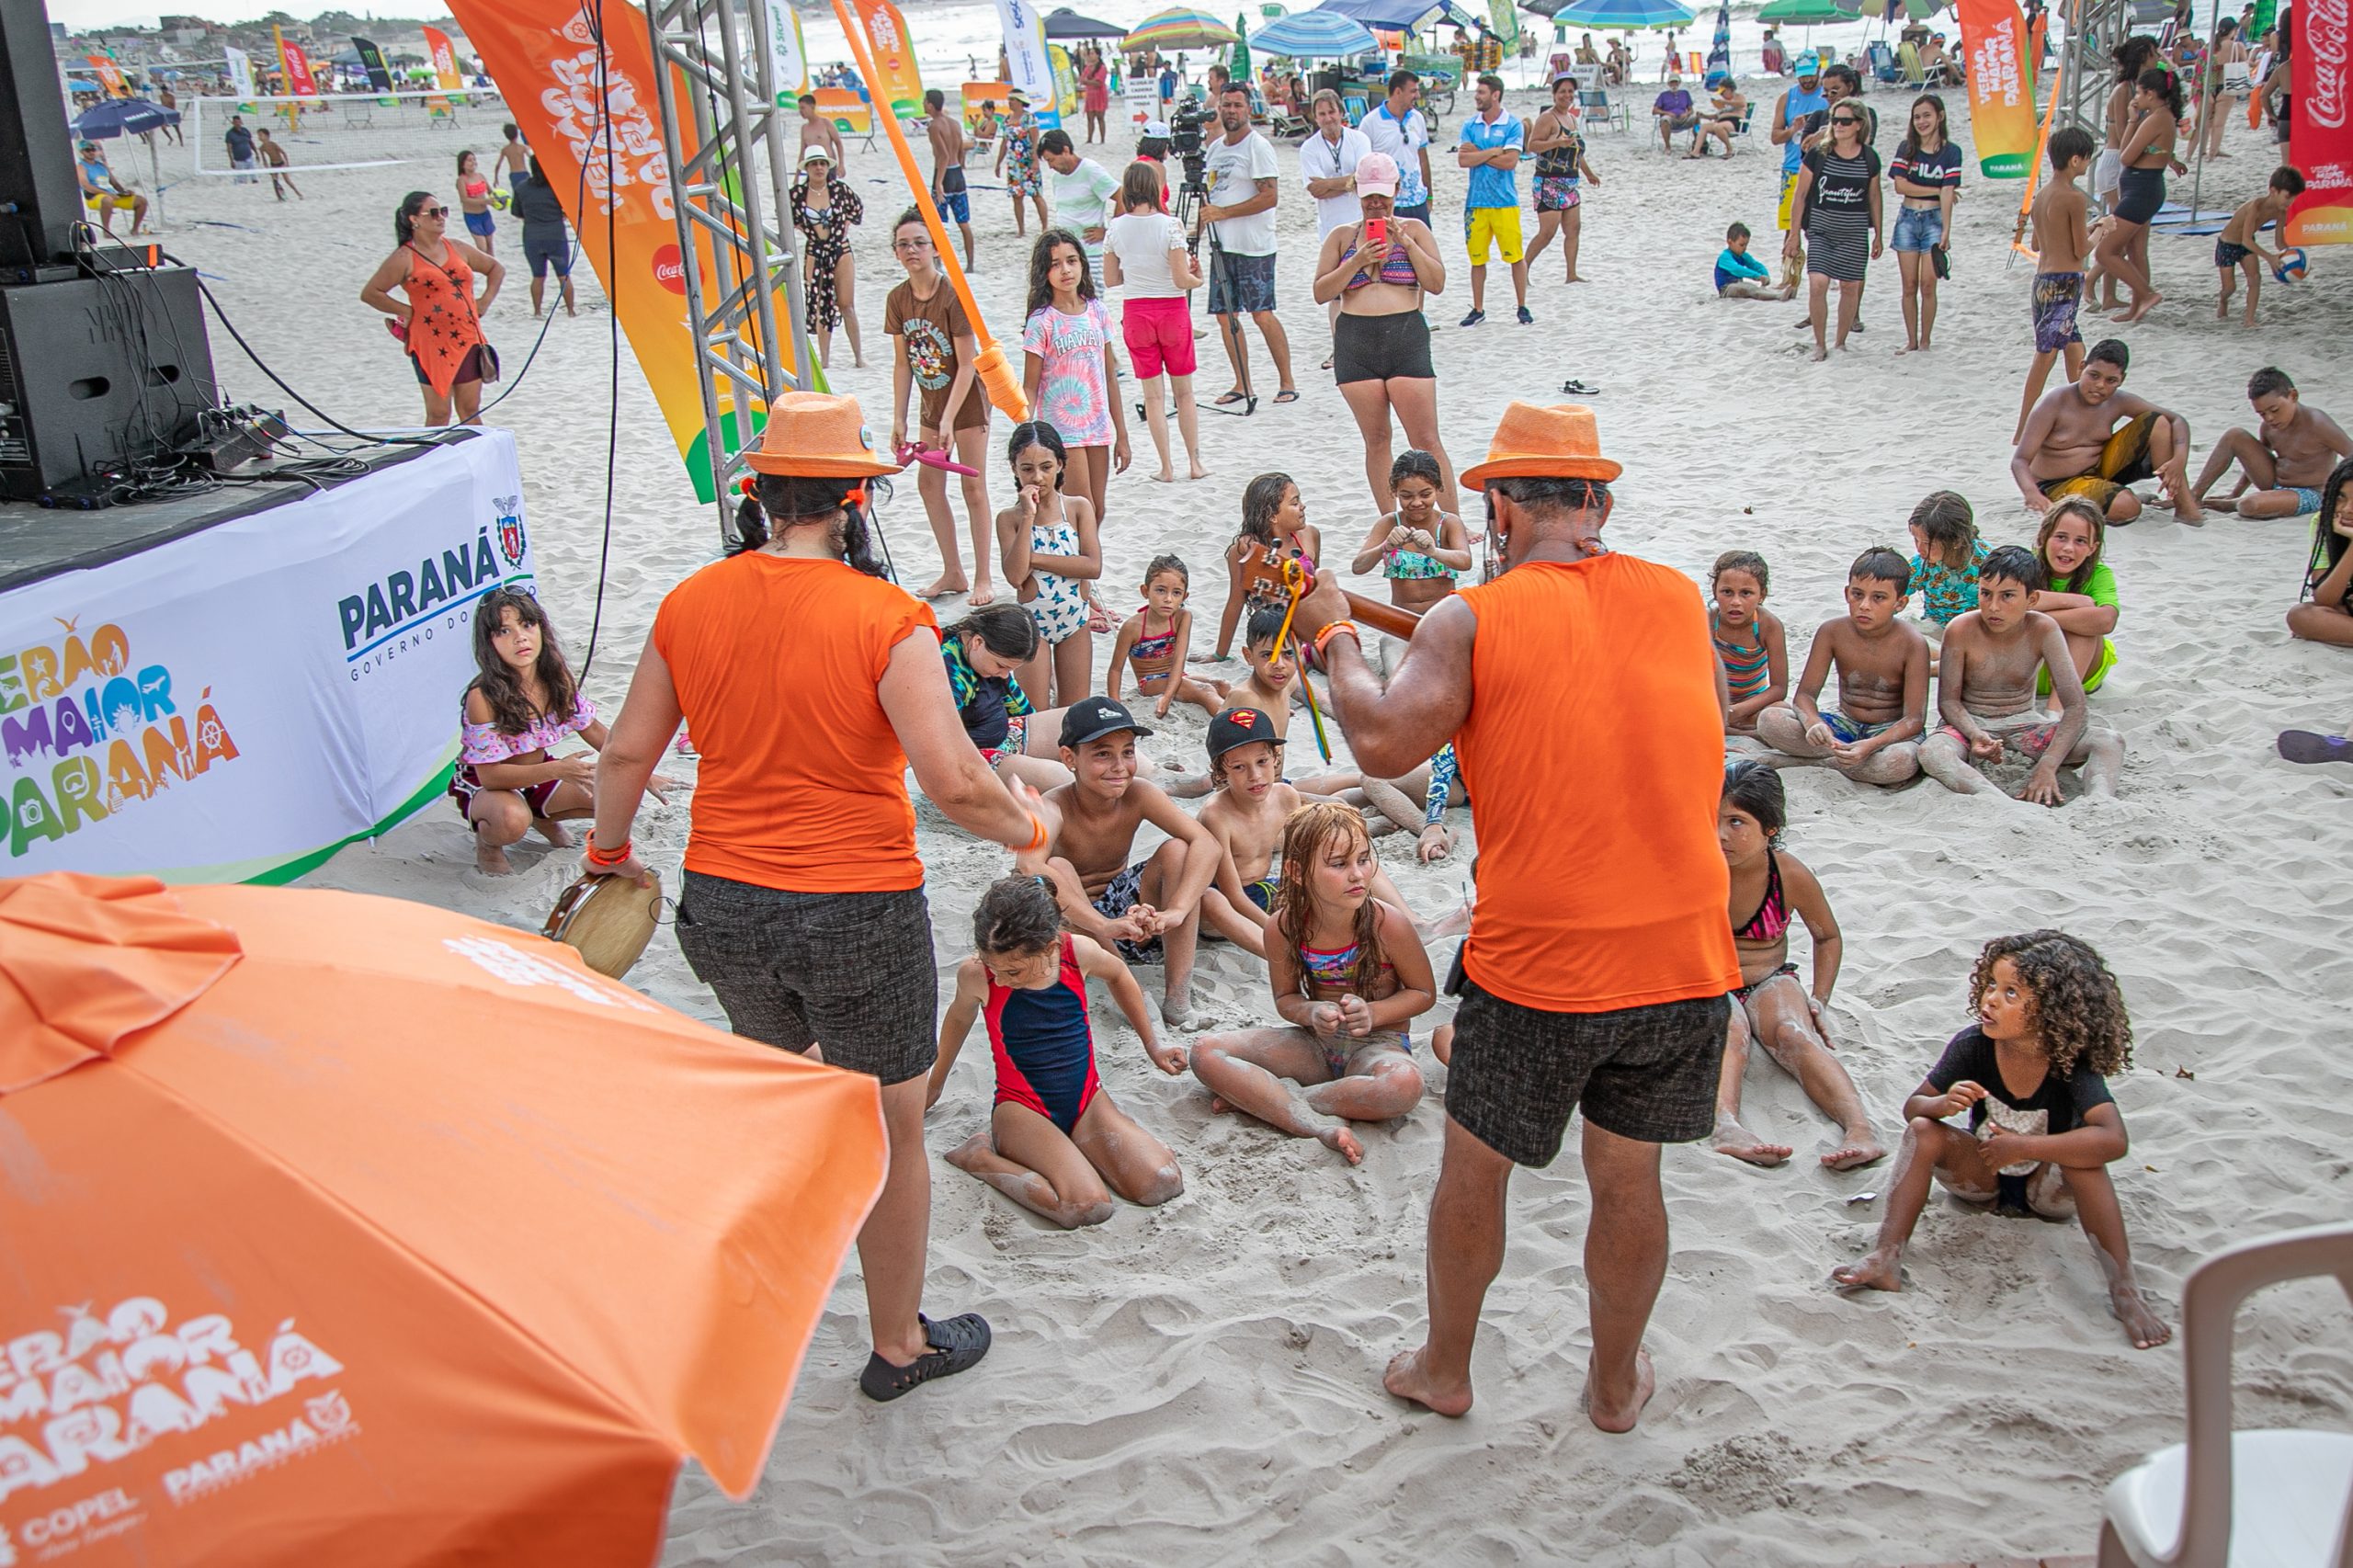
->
xmin=858 ymin=1312 xmax=992 ymax=1402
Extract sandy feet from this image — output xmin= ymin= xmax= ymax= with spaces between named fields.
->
xmin=474 ymin=841 xmax=515 ymax=876
xmin=1711 ymin=1117 xmax=1792 ymax=1167
xmin=1583 ymin=1347 xmax=1655 ymax=1434
xmin=1822 ymin=1130 xmax=1888 ymax=1171
xmin=2111 ymin=1281 xmax=2173 ymax=1350
xmin=1319 ymin=1122 xmax=1365 ymax=1164
xmin=1830 ymin=1246 xmax=1902 ymax=1292
xmin=1384 ymin=1345 xmax=1472 ymax=1416
xmin=535 ymin=819 xmax=574 ymax=848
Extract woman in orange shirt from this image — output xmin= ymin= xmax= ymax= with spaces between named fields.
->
xmin=359 ymin=190 xmax=504 ymax=426
xmin=585 ymin=392 xmax=1059 ymax=1404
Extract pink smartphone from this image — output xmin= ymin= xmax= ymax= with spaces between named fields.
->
xmin=1363 ymin=216 xmax=1389 ymax=245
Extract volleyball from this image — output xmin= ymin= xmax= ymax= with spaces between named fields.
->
xmin=2274 ymin=246 xmax=2309 ymax=283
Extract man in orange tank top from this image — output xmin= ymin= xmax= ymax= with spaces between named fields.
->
xmin=1292 ymin=403 xmax=1743 ymax=1432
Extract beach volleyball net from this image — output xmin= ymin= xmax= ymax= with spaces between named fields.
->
xmin=187 ymin=89 xmax=511 ymax=175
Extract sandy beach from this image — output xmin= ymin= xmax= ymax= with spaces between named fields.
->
xmin=149 ymin=59 xmax=2353 ymax=1564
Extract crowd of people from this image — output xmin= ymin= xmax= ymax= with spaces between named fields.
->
xmin=388 ymin=27 xmax=2349 ymax=1437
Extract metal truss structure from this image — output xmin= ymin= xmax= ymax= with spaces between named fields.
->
xmin=642 ymin=0 xmax=811 ymax=539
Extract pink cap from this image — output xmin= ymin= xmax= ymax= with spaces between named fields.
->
xmin=1355 ymin=151 xmax=1400 ymax=199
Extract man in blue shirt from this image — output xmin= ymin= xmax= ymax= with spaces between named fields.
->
xmin=1769 ymin=52 xmax=1829 ymax=231
xmin=1455 ymin=73 xmax=1529 ymax=326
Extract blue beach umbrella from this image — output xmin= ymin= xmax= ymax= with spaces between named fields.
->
xmin=1256 ymin=6 xmax=1382 ymax=56
xmin=1554 ymin=0 xmax=1698 ymax=30
xmin=71 ymin=97 xmax=181 ymax=139
xmin=1706 ymin=0 xmax=1732 ymax=77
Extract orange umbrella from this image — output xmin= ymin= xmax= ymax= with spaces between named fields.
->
xmin=0 ymin=872 xmax=884 ymax=1567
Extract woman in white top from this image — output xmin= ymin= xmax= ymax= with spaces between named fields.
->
xmin=1101 ymin=161 xmax=1208 ymax=483
xmin=2201 ymin=17 xmax=2252 ymax=159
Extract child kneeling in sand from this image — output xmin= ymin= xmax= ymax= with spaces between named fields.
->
xmin=1040 ymin=697 xmax=1222 ymax=1026
xmin=1756 ymin=547 xmax=1930 ymax=784
xmin=929 ymin=875 xmax=1185 ymax=1228
xmin=1712 ymin=762 xmax=1881 ymax=1171
xmin=1920 ymin=546 xmax=2122 ymax=804
xmin=1191 ymin=801 xmax=1433 ymax=1164
xmin=1107 ymin=554 xmax=1228 ymax=718
xmin=1831 ymin=930 xmax=2169 ymax=1350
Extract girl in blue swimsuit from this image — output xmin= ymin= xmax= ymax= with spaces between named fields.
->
xmin=1190 ymin=801 xmax=1434 ymax=1165
xmin=929 ymin=876 xmax=1186 ymax=1229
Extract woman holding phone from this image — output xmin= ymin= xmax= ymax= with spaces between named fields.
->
xmin=1311 ymin=152 xmax=1459 ymax=517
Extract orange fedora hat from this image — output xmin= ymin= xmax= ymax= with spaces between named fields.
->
xmin=745 ymin=389 xmax=903 ymax=478
xmin=1458 ymin=402 xmax=1624 ymax=487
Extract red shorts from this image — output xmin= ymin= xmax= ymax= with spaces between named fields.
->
xmin=1121 ymin=295 xmax=1196 ymax=381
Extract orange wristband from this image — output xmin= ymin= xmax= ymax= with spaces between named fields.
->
xmin=585 ymin=831 xmax=632 ymax=867
xmin=1017 ymin=813 xmax=1048 ymax=854
xmin=1314 ymin=619 xmax=1360 ymax=657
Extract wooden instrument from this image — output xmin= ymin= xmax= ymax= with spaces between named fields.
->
xmin=1233 ymin=546 xmax=1427 ymax=642
xmin=542 ymin=868 xmax=663 ymax=980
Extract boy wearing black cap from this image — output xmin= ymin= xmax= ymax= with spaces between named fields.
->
xmin=1040 ymin=698 xmax=1222 ymax=1027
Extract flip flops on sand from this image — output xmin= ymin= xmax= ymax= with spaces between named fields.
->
xmin=858 ymin=1312 xmax=992 ymax=1402
xmin=2278 ymin=731 xmax=2353 ymax=767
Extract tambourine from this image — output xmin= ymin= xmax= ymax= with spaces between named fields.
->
xmin=542 ymin=867 xmax=663 ymax=980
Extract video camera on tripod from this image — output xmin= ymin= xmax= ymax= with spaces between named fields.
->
xmin=1167 ymin=101 xmax=1212 ymax=248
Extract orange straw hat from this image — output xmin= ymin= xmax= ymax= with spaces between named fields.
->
xmin=1458 ymin=401 xmax=1624 ymax=487
xmin=745 ymin=389 xmax=903 ymax=477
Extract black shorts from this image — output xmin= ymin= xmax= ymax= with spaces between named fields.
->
xmin=2114 ymin=165 xmax=2165 ymax=224
xmin=412 ymin=344 xmax=488 ymax=388
xmin=674 ymin=870 xmax=939 ymax=1085
xmin=1443 ymin=981 xmax=1730 ymax=1165
xmin=523 ymin=224 xmax=573 ymax=280
xmin=1332 ymin=310 xmax=1434 ymax=384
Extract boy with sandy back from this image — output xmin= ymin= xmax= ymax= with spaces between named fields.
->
xmin=2191 ymin=366 xmax=2353 ymax=518
xmin=1919 ymin=547 xmax=2123 ymax=804
xmin=1756 ymin=548 xmax=1931 ymax=785
xmin=2211 ymin=166 xmax=2305 ymax=328
xmin=2016 ymin=128 xmax=2095 ymax=443
xmin=1039 ymin=698 xmax=1223 ymax=1026
xmin=1197 ymin=707 xmax=1416 ymax=959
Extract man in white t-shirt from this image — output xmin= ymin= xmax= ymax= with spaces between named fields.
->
xmin=1358 ymin=70 xmax=1435 ymax=227
xmin=1300 ymin=87 xmax=1372 ymax=363
xmin=1199 ymin=82 xmax=1296 ymax=404
xmin=1040 ymin=128 xmax=1122 ymax=276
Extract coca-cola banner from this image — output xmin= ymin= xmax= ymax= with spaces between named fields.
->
xmin=2289 ymin=0 xmax=2351 ymax=245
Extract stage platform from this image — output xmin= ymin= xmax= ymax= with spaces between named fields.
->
xmin=0 ymin=431 xmax=475 ymax=596
xmin=1 ymin=427 xmax=534 ymax=883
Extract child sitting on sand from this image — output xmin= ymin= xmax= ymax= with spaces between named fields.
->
xmin=2191 ymin=367 xmax=2353 ymax=519
xmin=997 ymin=421 xmax=1102 ymax=710
xmin=1711 ymin=551 xmax=1788 ymax=735
xmin=929 ymin=875 xmax=1185 ymax=1229
xmin=1714 ymin=221 xmax=1794 ymax=301
xmin=1756 ymin=547 xmax=1931 ymax=785
xmin=1907 ymin=489 xmax=1990 ymax=632
xmin=1107 ymin=555 xmax=1229 ymax=718
xmin=1197 ymin=708 xmax=1419 ymax=958
xmin=1711 ymin=761 xmax=1882 ymax=1172
xmin=1349 ymin=449 xmax=1472 ymax=611
xmin=2212 ymin=166 xmax=2304 ymax=328
xmin=2031 ymin=497 xmax=2121 ymax=696
xmin=1190 ymin=801 xmax=1433 ymax=1164
xmin=1920 ymin=546 xmax=2122 ymax=804
xmin=454 ymin=588 xmax=662 ymax=875
xmin=1040 ymin=697 xmax=1223 ymax=1026
xmin=1214 ymin=472 xmax=1322 ymax=658
xmin=1831 ymin=929 xmax=2169 ymax=1350
xmin=2288 ymin=460 xmax=2353 ymax=649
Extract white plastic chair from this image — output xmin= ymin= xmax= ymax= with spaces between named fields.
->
xmin=2098 ymin=1221 xmax=2353 ymax=1567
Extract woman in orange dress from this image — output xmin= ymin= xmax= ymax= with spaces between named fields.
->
xmin=360 ymin=189 xmax=506 ymax=426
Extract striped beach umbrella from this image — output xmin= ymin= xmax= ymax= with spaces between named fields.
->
xmin=1253 ymin=6 xmax=1381 ymax=56
xmin=1122 ymin=6 xmax=1245 ymax=51
xmin=1553 ymin=0 xmax=1698 ymax=30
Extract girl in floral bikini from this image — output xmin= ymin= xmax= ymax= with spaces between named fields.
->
xmin=995 ymin=422 xmax=1102 ymax=709
xmin=452 ymin=587 xmax=669 ymax=876
xmin=1108 ymin=555 xmax=1229 ymax=717
xmin=1348 ymin=449 xmax=1472 ymax=674
xmin=1190 ymin=801 xmax=1432 ymax=1165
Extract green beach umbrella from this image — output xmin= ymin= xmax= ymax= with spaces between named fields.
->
xmin=1233 ymin=12 xmax=1251 ymax=75
xmin=1756 ymin=0 xmax=1845 ymax=22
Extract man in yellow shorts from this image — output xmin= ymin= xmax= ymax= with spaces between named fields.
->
xmin=1456 ymin=73 xmax=1531 ymax=326
xmin=74 ymin=142 xmax=149 ymax=238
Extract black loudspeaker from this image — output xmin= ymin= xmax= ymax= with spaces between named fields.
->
xmin=0 ymin=267 xmax=219 ymax=501
xmin=0 ymin=2 xmax=82 ymax=274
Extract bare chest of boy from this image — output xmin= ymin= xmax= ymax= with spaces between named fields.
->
xmin=1831 ymin=626 xmax=1912 ymax=721
xmin=1215 ymin=787 xmax=1298 ymax=879
xmin=2270 ymin=413 xmax=2342 ymax=483
xmin=1955 ymin=624 xmax=2050 ymax=717
xmin=1054 ymin=794 xmax=1151 ymax=890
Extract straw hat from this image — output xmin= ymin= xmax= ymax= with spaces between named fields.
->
xmin=745 ymin=390 xmax=901 ymax=478
xmin=1459 ymin=402 xmax=1623 ymax=487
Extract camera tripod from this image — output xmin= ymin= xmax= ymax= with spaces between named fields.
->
xmin=1166 ymin=175 xmax=1256 ymax=419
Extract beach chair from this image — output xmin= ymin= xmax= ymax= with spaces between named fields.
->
xmin=814 ymin=86 xmax=879 ymax=151
xmin=963 ymin=81 xmax=1009 ymax=158
xmin=1342 ymin=91 xmax=1369 ymax=123
xmin=1867 ymin=41 xmax=1902 ymax=85
xmin=2097 ymin=1221 xmax=2353 ymax=1567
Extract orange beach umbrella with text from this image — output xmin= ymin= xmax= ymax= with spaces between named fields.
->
xmin=0 ymin=873 xmax=885 ymax=1567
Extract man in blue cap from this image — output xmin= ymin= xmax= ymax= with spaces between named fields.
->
xmin=1769 ymin=52 xmax=1828 ymax=233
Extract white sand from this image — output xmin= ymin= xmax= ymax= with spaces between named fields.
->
xmin=158 ymin=75 xmax=2353 ymax=1565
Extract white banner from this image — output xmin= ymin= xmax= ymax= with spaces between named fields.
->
xmin=995 ymin=0 xmax=1062 ymax=128
xmin=224 ymin=44 xmax=254 ymax=99
xmin=765 ymin=0 xmax=810 ymax=105
xmin=0 ymin=431 xmax=531 ymax=883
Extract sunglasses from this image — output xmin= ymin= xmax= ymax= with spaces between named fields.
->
xmin=1832 ymin=115 xmax=1860 ymax=125
xmin=416 ymin=204 xmax=449 ymax=217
